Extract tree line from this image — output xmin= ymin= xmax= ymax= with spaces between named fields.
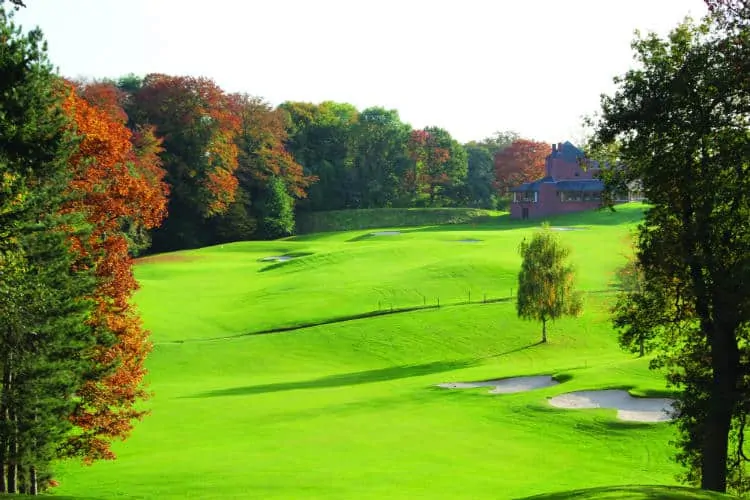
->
xmin=105 ymin=77 xmax=550 ymax=254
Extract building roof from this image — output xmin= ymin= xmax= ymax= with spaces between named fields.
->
xmin=509 ymin=176 xmax=555 ymax=192
xmin=551 ymin=141 xmax=585 ymax=163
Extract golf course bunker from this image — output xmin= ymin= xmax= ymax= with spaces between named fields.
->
xmin=371 ymin=231 xmax=401 ymax=236
xmin=550 ymin=227 xmax=588 ymax=231
xmin=260 ymin=255 xmax=294 ymax=262
xmin=548 ymin=390 xmax=675 ymax=422
xmin=438 ymin=375 xmax=559 ymax=394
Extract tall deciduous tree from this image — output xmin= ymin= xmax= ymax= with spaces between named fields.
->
xmin=494 ymin=139 xmax=550 ymax=195
xmin=129 ymin=74 xmax=240 ymax=251
xmin=517 ymin=225 xmax=583 ymax=343
xmin=61 ymin=83 xmax=168 ymax=463
xmin=591 ymin=16 xmax=750 ymax=493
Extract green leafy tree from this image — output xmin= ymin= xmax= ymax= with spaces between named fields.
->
xmin=591 ymin=14 xmax=750 ymax=493
xmin=517 ymin=225 xmax=583 ymax=343
xmin=256 ymin=177 xmax=295 ymax=239
xmin=350 ymin=107 xmax=411 ymax=208
xmin=612 ymin=235 xmax=657 ymax=358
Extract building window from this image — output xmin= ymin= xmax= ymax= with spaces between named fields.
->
xmin=513 ymin=191 xmax=538 ymax=203
xmin=560 ymin=191 xmax=601 ymax=202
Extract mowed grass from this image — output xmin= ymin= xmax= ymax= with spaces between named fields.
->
xmin=134 ymin=205 xmax=644 ymax=342
xmin=47 ymin=203 xmax=713 ymax=499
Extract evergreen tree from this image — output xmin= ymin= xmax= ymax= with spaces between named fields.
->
xmin=0 ymin=8 xmax=97 ymax=493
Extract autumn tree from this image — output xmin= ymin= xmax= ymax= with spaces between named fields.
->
xmin=128 ymin=74 xmax=239 ymax=251
xmin=517 ymin=225 xmax=583 ymax=343
xmin=61 ymin=82 xmax=168 ymax=463
xmin=212 ymin=93 xmax=313 ymax=242
xmin=591 ymin=16 xmax=750 ymax=494
xmin=406 ymin=127 xmax=468 ymax=206
xmin=463 ymin=131 xmax=519 ymax=209
xmin=0 ymin=9 xmax=98 ymax=493
xmin=494 ymin=139 xmax=550 ymax=195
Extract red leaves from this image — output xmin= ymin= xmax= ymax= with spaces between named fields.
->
xmin=494 ymin=139 xmax=550 ymax=195
xmin=230 ymin=93 xmax=315 ymax=199
xmin=61 ymin=82 xmax=168 ymax=463
xmin=134 ymin=74 xmax=241 ymax=217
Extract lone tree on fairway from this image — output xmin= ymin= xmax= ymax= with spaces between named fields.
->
xmin=517 ymin=225 xmax=583 ymax=343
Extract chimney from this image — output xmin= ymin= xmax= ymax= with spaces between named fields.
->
xmin=551 ymin=143 xmax=557 ymax=153
xmin=557 ymin=142 xmax=563 ymax=152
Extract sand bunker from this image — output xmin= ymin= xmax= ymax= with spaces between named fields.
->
xmin=548 ymin=390 xmax=675 ymax=422
xmin=550 ymin=227 xmax=587 ymax=231
xmin=371 ymin=231 xmax=401 ymax=236
xmin=458 ymin=239 xmax=482 ymax=243
xmin=438 ymin=375 xmax=559 ymax=394
xmin=260 ymin=255 xmax=293 ymax=262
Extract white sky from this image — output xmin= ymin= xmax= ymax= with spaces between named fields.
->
xmin=14 ymin=0 xmax=708 ymax=144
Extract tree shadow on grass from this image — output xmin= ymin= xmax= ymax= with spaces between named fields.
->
xmin=188 ymin=359 xmax=478 ymax=399
xmin=515 ymin=485 xmax=730 ymax=499
xmin=481 ymin=340 xmax=546 ymax=359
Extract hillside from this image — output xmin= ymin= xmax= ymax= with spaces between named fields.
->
xmin=44 ymin=203 xmax=714 ymax=499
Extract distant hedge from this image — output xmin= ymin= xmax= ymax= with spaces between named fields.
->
xmin=295 ymin=208 xmax=504 ymax=234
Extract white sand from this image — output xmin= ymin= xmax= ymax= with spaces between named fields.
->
xmin=548 ymin=390 xmax=675 ymax=422
xmin=437 ymin=376 xmax=558 ymax=394
xmin=550 ymin=227 xmax=587 ymax=231
xmin=261 ymin=256 xmax=293 ymax=262
xmin=371 ymin=231 xmax=401 ymax=236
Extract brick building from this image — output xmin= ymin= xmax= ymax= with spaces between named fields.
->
xmin=509 ymin=141 xmax=604 ymax=220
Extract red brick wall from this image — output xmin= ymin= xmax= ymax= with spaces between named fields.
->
xmin=510 ymin=183 xmax=600 ymax=219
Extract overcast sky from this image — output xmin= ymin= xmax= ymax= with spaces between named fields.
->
xmin=14 ymin=0 xmax=708 ymax=144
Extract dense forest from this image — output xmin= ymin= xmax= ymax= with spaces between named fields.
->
xmin=75 ymin=74 xmax=550 ymax=254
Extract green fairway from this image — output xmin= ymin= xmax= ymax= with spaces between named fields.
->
xmin=46 ymin=203 xmax=716 ymax=499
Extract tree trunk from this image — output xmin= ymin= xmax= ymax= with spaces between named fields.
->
xmin=29 ymin=466 xmax=37 ymax=495
xmin=701 ymin=327 xmax=739 ymax=492
xmin=1 ymin=349 xmax=13 ymax=494
xmin=541 ymin=318 xmax=547 ymax=343
xmin=7 ymin=409 xmax=17 ymax=494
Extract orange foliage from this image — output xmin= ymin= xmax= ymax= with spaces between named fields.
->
xmin=134 ymin=74 xmax=241 ymax=217
xmin=494 ymin=139 xmax=550 ymax=195
xmin=61 ymin=82 xmax=168 ymax=462
xmin=229 ymin=93 xmax=315 ymax=198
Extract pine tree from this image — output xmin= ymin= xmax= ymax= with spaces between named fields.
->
xmin=0 ymin=8 xmax=98 ymax=493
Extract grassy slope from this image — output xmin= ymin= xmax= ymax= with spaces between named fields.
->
xmin=135 ymin=206 xmax=642 ymax=343
xmin=48 ymin=203 xmax=714 ymax=499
